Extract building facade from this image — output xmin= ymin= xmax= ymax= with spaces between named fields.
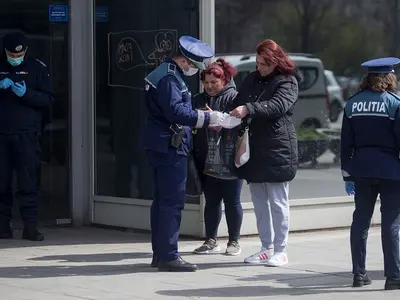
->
xmin=0 ymin=0 xmax=381 ymax=237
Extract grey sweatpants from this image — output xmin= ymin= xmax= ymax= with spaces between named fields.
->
xmin=249 ymin=182 xmax=290 ymax=253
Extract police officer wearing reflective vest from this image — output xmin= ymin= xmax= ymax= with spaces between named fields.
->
xmin=341 ymin=57 xmax=400 ymax=290
xmin=0 ymin=32 xmax=55 ymax=241
xmin=141 ymin=36 xmax=225 ymax=272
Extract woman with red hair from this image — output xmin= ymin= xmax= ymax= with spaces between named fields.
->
xmin=230 ymin=39 xmax=302 ymax=266
xmin=192 ymin=58 xmax=244 ymax=256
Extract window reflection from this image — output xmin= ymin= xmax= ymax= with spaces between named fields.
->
xmin=94 ymin=0 xmax=199 ymax=200
xmin=216 ymin=0 xmax=400 ymax=200
xmin=0 ymin=0 xmax=70 ymax=222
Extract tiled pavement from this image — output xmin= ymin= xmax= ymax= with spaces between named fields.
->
xmin=0 ymin=226 xmax=398 ymax=299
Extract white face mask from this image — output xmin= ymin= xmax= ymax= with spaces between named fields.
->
xmin=183 ymin=67 xmax=198 ymax=76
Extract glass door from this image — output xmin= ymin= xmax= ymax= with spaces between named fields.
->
xmin=93 ymin=0 xmax=199 ymax=201
xmin=0 ymin=0 xmax=70 ymax=227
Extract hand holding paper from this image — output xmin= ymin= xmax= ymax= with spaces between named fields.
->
xmin=220 ymin=113 xmax=242 ymax=129
xmin=230 ymin=105 xmax=249 ymax=118
xmin=208 ymin=112 xmax=242 ymax=129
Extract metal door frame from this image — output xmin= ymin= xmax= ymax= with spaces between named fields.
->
xmin=69 ymin=0 xmax=94 ymax=225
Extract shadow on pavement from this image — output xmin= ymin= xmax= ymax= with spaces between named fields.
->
xmin=26 ymin=251 xmax=196 ymax=263
xmin=0 ymin=259 xmax=388 ymax=297
xmin=0 ymin=226 xmax=151 ymax=249
xmin=0 ymin=226 xmax=203 ymax=250
xmin=0 ymin=264 xmax=155 ymax=278
xmin=156 ymin=269 xmax=386 ymax=298
xmin=0 ymin=261 xmax=294 ymax=278
xmin=28 ymin=252 xmax=153 ymax=263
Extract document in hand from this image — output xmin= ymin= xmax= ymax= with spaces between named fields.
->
xmin=220 ymin=113 xmax=242 ymax=129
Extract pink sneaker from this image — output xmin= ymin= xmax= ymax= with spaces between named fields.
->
xmin=244 ymin=248 xmax=274 ymax=264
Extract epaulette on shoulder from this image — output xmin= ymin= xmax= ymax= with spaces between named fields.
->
xmin=36 ymin=58 xmax=47 ymax=68
xmin=167 ymin=63 xmax=176 ymax=74
xmin=346 ymin=90 xmax=363 ymax=101
xmin=387 ymin=91 xmax=400 ymax=100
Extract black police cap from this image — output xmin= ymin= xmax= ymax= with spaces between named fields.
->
xmin=2 ymin=32 xmax=28 ymax=53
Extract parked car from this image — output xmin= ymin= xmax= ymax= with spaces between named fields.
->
xmin=217 ymin=53 xmax=331 ymax=130
xmin=324 ymin=70 xmax=345 ymax=122
xmin=336 ymin=76 xmax=360 ymax=100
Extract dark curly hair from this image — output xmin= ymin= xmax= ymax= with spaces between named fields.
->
xmin=360 ymin=73 xmax=397 ymax=92
xmin=200 ymin=58 xmax=237 ymax=85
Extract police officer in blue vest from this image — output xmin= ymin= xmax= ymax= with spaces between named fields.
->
xmin=141 ymin=36 xmax=225 ymax=272
xmin=0 ymin=32 xmax=54 ymax=241
xmin=341 ymin=57 xmax=400 ymax=290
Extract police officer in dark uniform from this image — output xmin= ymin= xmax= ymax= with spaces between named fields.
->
xmin=0 ymin=32 xmax=55 ymax=241
xmin=341 ymin=57 xmax=400 ymax=290
xmin=141 ymin=36 xmax=225 ymax=272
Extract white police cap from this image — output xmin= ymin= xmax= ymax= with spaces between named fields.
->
xmin=178 ymin=36 xmax=214 ymax=70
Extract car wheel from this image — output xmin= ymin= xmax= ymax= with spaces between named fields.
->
xmin=330 ymin=101 xmax=342 ymax=122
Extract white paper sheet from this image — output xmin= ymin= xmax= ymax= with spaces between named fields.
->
xmin=220 ymin=113 xmax=242 ymax=129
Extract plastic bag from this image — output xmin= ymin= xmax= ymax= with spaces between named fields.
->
xmin=203 ymin=128 xmax=238 ymax=179
xmin=235 ymin=128 xmax=250 ymax=168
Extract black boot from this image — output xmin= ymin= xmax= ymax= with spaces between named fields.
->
xmin=158 ymin=257 xmax=198 ymax=272
xmin=353 ymin=272 xmax=372 ymax=287
xmin=151 ymin=255 xmax=159 ymax=268
xmin=22 ymin=225 xmax=44 ymax=241
xmin=385 ymin=278 xmax=400 ymax=290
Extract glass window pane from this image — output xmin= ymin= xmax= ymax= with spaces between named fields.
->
xmin=94 ymin=0 xmax=200 ymax=200
xmin=298 ymin=67 xmax=318 ymax=91
xmin=0 ymin=0 xmax=70 ymax=224
xmin=215 ymin=0 xmax=397 ymax=201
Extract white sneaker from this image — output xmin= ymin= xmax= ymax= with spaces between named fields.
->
xmin=267 ymin=252 xmax=288 ymax=267
xmin=244 ymin=247 xmax=274 ymax=264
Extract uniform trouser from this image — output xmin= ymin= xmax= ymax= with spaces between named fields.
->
xmin=0 ymin=133 xmax=41 ymax=229
xmin=203 ymin=175 xmax=243 ymax=241
xmin=351 ymin=178 xmax=400 ymax=279
xmin=249 ymin=182 xmax=290 ymax=253
xmin=147 ymin=150 xmax=187 ymax=262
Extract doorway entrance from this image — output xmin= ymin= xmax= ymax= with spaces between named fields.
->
xmin=0 ymin=0 xmax=70 ymax=227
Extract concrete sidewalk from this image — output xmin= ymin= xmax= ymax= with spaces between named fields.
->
xmin=0 ymin=226 xmax=397 ymax=299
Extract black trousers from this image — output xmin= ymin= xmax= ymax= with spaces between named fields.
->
xmin=0 ymin=133 xmax=41 ymax=228
xmin=351 ymin=178 xmax=400 ymax=279
xmin=203 ymin=175 xmax=243 ymax=241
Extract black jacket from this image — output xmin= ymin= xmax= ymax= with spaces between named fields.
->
xmin=192 ymin=82 xmax=238 ymax=176
xmin=0 ymin=56 xmax=54 ymax=134
xmin=229 ymin=70 xmax=301 ymax=183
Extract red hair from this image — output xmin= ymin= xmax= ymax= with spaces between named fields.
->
xmin=201 ymin=58 xmax=237 ymax=85
xmin=256 ymin=39 xmax=295 ymax=75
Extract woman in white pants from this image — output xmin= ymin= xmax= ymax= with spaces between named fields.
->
xmin=229 ymin=39 xmax=301 ymax=267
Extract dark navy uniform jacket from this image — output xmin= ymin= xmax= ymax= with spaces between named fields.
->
xmin=141 ymin=59 xmax=210 ymax=156
xmin=341 ymin=90 xmax=400 ymax=181
xmin=0 ymin=57 xmax=54 ymax=134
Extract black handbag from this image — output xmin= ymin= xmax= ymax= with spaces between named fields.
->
xmin=186 ymin=150 xmax=203 ymax=197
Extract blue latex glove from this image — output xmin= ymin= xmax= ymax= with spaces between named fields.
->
xmin=0 ymin=78 xmax=14 ymax=89
xmin=11 ymin=81 xmax=27 ymax=97
xmin=345 ymin=181 xmax=355 ymax=195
